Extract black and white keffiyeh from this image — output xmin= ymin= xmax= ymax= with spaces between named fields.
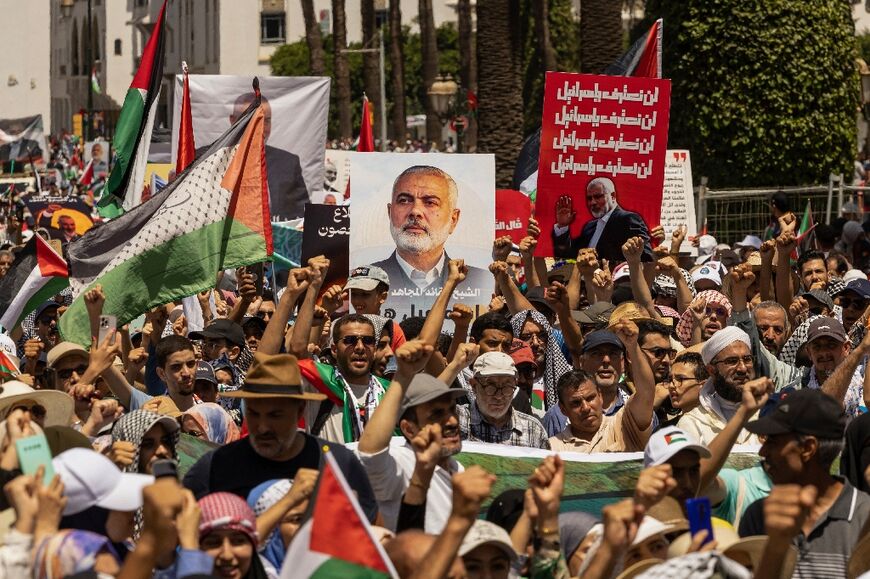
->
xmin=510 ymin=309 xmax=573 ymax=409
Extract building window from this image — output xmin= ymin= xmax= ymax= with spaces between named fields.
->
xmin=114 ymin=39 xmax=121 ymax=55
xmin=260 ymin=12 xmax=285 ymax=44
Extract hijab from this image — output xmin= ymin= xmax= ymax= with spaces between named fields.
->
xmin=34 ymin=529 xmax=120 ymax=579
xmin=182 ymin=403 xmax=240 ymax=445
xmin=199 ymin=492 xmax=270 ymax=579
xmin=246 ymin=479 xmax=293 ymax=570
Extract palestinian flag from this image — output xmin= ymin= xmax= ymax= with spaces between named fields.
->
xmin=0 ymin=235 xmax=68 ymax=332
xmin=357 ymin=96 xmax=374 ymax=153
xmin=298 ymin=358 xmax=389 ymax=443
xmin=0 ymin=351 xmax=19 ymax=379
xmin=91 ymin=67 xmax=102 ymax=95
xmin=79 ymin=159 xmax=94 ymax=186
xmin=99 ymin=0 xmax=167 ymax=218
xmin=59 ymin=91 xmax=273 ymax=347
xmin=795 ymin=200 xmax=817 ymax=258
xmin=280 ymin=450 xmax=397 ymax=579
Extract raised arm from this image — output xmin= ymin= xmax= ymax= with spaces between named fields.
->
xmin=774 ymin=229 xmax=796 ymax=311
xmin=491 ymin=261 xmax=535 ymax=314
xmin=623 ymin=237 xmax=659 ymax=319
xmin=357 ymin=340 xmax=433 ymax=455
xmin=416 ymin=259 xmax=466 ymax=347
xmin=257 ymin=268 xmax=309 ymax=355
xmin=759 ymin=239 xmax=776 ymax=302
xmin=821 ymin=329 xmax=870 ymax=408
xmin=287 ymin=256 xmax=329 ymax=358
xmin=545 ymin=281 xmax=583 ymax=360
xmin=612 ymin=319 xmax=656 ymax=431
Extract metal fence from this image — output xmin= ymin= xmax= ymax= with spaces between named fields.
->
xmin=696 ymin=175 xmax=868 ymax=245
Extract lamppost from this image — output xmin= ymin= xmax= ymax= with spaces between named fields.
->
xmin=427 ymin=74 xmax=466 ymax=152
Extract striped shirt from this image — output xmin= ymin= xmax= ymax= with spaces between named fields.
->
xmin=457 ymin=403 xmax=550 ymax=449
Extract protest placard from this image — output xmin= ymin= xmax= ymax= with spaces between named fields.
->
xmin=84 ymin=140 xmax=110 ymax=178
xmin=535 ymin=73 xmax=671 ymax=263
xmin=0 ymin=115 xmax=47 ymax=171
xmin=322 ymin=149 xmax=352 ymax=204
xmin=23 ymin=194 xmax=94 ymax=242
xmin=171 ymin=75 xmax=330 ymax=222
xmin=301 ymin=204 xmax=350 ymax=290
xmin=495 ymin=189 xmax=532 ymax=245
xmin=349 ymin=153 xmax=495 ymax=322
xmin=661 ymin=149 xmax=697 ymax=254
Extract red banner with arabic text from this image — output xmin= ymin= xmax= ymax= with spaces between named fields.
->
xmin=495 ymin=189 xmax=532 ymax=245
xmin=535 ymin=73 xmax=670 ymax=259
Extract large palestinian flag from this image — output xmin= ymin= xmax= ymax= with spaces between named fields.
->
xmin=0 ymin=235 xmax=68 ymax=332
xmin=98 ymin=0 xmax=167 ymax=218
xmin=59 ymin=94 xmax=273 ymax=347
xmin=280 ymin=450 xmax=397 ymax=578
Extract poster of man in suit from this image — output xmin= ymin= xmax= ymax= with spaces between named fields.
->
xmin=349 ymin=153 xmax=495 ymax=322
xmin=0 ymin=115 xmax=47 ymax=169
xmin=171 ymin=75 xmax=330 ymax=222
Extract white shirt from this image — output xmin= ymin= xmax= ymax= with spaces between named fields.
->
xmin=356 ymin=439 xmax=463 ymax=533
xmin=395 ymin=251 xmax=446 ymax=288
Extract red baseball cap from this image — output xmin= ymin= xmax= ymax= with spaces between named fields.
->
xmin=508 ymin=339 xmax=537 ymax=368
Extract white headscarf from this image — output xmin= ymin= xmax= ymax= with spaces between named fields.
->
xmin=701 ymin=326 xmax=751 ymax=365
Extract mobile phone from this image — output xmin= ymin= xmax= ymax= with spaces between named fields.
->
xmin=686 ymin=497 xmax=714 ymax=546
xmin=151 ymin=459 xmax=178 ymax=480
xmin=16 ymin=434 xmax=55 ymax=486
xmin=98 ymin=315 xmax=117 ymax=345
xmin=248 ymin=262 xmax=265 ymax=297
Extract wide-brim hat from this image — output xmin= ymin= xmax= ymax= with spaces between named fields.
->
xmin=0 ymin=381 xmax=74 ymax=427
xmin=220 ymin=352 xmax=326 ymax=401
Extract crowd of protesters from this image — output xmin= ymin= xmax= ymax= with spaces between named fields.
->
xmin=5 ymin=173 xmax=870 ymax=579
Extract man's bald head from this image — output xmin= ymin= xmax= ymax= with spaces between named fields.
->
xmin=229 ymin=92 xmax=272 ymax=140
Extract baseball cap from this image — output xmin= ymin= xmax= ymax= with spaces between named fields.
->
xmin=344 ymin=265 xmax=390 ymax=291
xmin=33 ymin=301 xmax=60 ymax=321
xmin=508 ymin=339 xmax=536 ymax=368
xmin=400 ymin=374 xmax=465 ymax=413
xmin=843 ymin=278 xmax=870 ymax=299
xmin=799 ymin=289 xmax=835 ymax=311
xmin=525 ymin=287 xmax=552 ymax=313
xmin=485 ymin=489 xmax=526 ymax=532
xmin=571 ymin=302 xmax=615 ymax=325
xmin=472 ymin=352 xmax=517 ymax=378
xmin=189 ymin=318 xmax=245 ymax=347
xmin=806 ymin=316 xmax=846 ymax=344
xmin=53 ymin=447 xmax=155 ymax=515
xmin=242 ymin=316 xmax=268 ymax=333
xmin=459 ymin=520 xmax=517 ymax=560
xmin=643 ymin=426 xmax=712 ymax=468
xmin=735 ymin=235 xmax=762 ymax=250
xmin=746 ymin=388 xmax=846 ymax=439
xmin=581 ymin=330 xmax=625 ymax=354
xmin=46 ymin=341 xmax=89 ymax=369
xmin=691 ymin=265 xmax=722 ymax=287
xmin=612 ymin=263 xmax=631 ymax=282
xmin=843 ymin=269 xmax=868 ymax=283
xmin=195 ymin=361 xmax=217 ymax=384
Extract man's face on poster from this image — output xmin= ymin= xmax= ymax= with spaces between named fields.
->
xmin=91 ymin=143 xmax=103 ymax=160
xmin=58 ymin=215 xmax=76 ymax=236
xmin=325 ymin=163 xmax=337 ymax=183
xmin=388 ymin=172 xmax=460 ymax=256
xmin=586 ymin=181 xmax=617 ymax=219
xmin=230 ymin=96 xmax=272 ymax=141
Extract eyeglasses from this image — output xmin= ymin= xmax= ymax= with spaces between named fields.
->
xmin=11 ymin=404 xmax=46 ymax=419
xmin=340 ymin=335 xmax=377 ymax=347
xmin=641 ymin=347 xmax=677 ymax=360
xmin=519 ymin=331 xmax=548 ymax=344
xmin=712 ymin=355 xmax=754 ymax=369
xmin=479 ymin=381 xmax=515 ymax=397
xmin=839 ymin=297 xmax=868 ymax=310
xmin=704 ymin=306 xmax=729 ymax=318
xmin=56 ymin=365 xmax=88 ymax=380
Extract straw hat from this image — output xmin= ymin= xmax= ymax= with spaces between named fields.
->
xmin=0 ymin=381 xmax=74 ymax=427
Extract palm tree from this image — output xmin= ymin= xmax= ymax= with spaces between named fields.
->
xmin=476 ymin=0 xmax=523 ymax=186
xmin=333 ymin=0 xmax=352 ymax=139
xmin=535 ymin=0 xmax=557 ymax=72
xmin=580 ymin=0 xmax=623 ymax=73
xmin=457 ymin=0 xmax=476 ymax=151
xmin=419 ymin=0 xmax=441 ymax=146
xmin=300 ymin=0 xmax=325 ymax=75
xmin=389 ymin=0 xmax=406 ymax=142
xmin=361 ymin=0 xmax=382 ymax=144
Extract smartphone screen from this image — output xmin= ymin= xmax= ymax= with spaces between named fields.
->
xmin=249 ymin=262 xmax=265 ymax=296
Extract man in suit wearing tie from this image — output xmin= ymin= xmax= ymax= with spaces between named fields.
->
xmin=551 ymin=176 xmax=654 ymax=264
xmin=371 ymin=165 xmax=491 ymax=304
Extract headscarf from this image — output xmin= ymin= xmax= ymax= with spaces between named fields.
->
xmin=199 ymin=492 xmax=270 ymax=579
xmin=676 ymin=290 xmax=732 ymax=346
xmin=111 ymin=409 xmax=180 ymax=540
xmin=34 ymin=529 xmax=120 ymax=579
xmin=182 ymin=403 xmax=240 ymax=445
xmin=700 ymin=326 xmax=751 ymax=366
xmin=247 ymin=479 xmax=293 ymax=570
xmin=559 ymin=511 xmax=600 ymax=561
xmin=841 ymin=413 xmax=870 ymax=493
xmin=510 ymin=309 xmax=572 ymax=409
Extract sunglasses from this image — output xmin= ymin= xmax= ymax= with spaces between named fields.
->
xmin=340 ymin=335 xmax=377 ymax=347
xmin=57 ymin=365 xmax=88 ymax=380
xmin=11 ymin=404 xmax=46 ymax=419
xmin=642 ymin=347 xmax=677 ymax=360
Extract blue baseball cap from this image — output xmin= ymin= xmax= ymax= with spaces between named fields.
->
xmin=581 ymin=330 xmax=625 ymax=354
xmin=843 ymin=278 xmax=870 ymax=300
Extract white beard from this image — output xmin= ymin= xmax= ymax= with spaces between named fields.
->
xmin=390 ymin=219 xmax=452 ymax=255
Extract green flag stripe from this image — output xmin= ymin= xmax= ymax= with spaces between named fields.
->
xmin=104 ymin=88 xmax=146 ymax=202
xmin=311 ymin=558 xmax=391 ymax=578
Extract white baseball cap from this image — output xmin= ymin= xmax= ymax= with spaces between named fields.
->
xmin=612 ymin=262 xmax=631 ymax=282
xmin=691 ymin=265 xmax=722 ymax=288
xmin=844 ymin=269 xmax=867 ymax=283
xmin=643 ymin=426 xmax=711 ymax=468
xmin=459 ymin=520 xmax=517 ymax=560
xmin=735 ymin=235 xmax=762 ymax=250
xmin=472 ymin=352 xmax=517 ymax=378
xmin=53 ymin=447 xmax=155 ymax=515
xmin=344 ymin=265 xmax=390 ymax=291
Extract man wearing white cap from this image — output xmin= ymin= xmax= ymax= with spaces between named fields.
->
xmin=343 ymin=265 xmax=391 ymax=315
xmin=641 ymin=426 xmax=712 ymax=514
xmin=457 ymin=352 xmax=549 ymax=448
xmin=677 ymin=326 xmax=773 ymax=445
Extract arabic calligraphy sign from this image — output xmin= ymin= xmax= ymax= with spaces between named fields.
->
xmin=495 ymin=189 xmax=532 ymax=245
xmin=301 ymin=204 xmax=350 ymax=290
xmin=535 ymin=73 xmax=671 ymax=257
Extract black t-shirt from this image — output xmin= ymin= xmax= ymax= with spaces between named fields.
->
xmin=183 ymin=433 xmax=378 ymax=522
